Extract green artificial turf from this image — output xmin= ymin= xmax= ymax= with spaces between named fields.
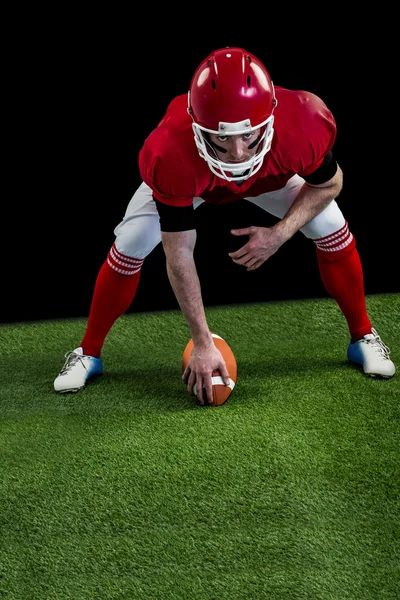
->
xmin=0 ymin=294 xmax=399 ymax=599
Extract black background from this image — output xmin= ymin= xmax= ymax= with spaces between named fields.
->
xmin=3 ymin=14 xmax=399 ymax=324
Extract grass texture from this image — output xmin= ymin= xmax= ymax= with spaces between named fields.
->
xmin=0 ymin=294 xmax=399 ymax=600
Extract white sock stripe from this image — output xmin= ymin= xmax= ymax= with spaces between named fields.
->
xmin=315 ymin=229 xmax=351 ymax=249
xmin=314 ymin=222 xmax=348 ymax=243
xmin=109 ymin=253 xmax=140 ymax=270
xmin=109 ymin=247 xmax=144 ymax=269
xmin=107 ymin=258 xmax=142 ymax=275
xmin=111 ymin=244 xmax=144 ymax=265
xmin=315 ymin=233 xmax=354 ymax=252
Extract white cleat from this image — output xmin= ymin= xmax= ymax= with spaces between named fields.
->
xmin=347 ymin=329 xmax=395 ymax=379
xmin=54 ymin=347 xmax=103 ymax=393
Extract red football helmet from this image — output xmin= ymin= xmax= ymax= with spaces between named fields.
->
xmin=188 ymin=47 xmax=277 ymax=181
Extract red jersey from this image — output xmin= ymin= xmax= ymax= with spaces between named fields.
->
xmin=139 ymin=86 xmax=337 ymax=208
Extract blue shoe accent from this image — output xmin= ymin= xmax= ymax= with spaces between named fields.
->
xmin=347 ymin=329 xmax=395 ymax=378
xmin=54 ymin=347 xmax=103 ymax=392
xmin=347 ymin=340 xmax=364 ymax=365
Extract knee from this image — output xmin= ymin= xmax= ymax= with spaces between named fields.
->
xmin=107 ymin=243 xmax=144 ymax=275
xmin=301 ymin=201 xmax=346 ymax=240
xmin=114 ymin=225 xmax=161 ymax=260
xmin=314 ymin=222 xmax=356 ymax=260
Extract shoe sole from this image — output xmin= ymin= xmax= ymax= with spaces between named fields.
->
xmin=348 ymin=358 xmax=394 ymax=379
xmin=55 ymin=387 xmax=84 ymax=393
xmin=366 ymin=373 xmax=393 ymax=379
xmin=54 ymin=372 xmax=103 ymax=393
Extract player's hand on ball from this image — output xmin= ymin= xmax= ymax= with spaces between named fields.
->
xmin=182 ymin=342 xmax=230 ymax=405
xmin=182 ymin=334 xmax=237 ymax=406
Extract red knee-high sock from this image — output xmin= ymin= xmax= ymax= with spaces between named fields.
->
xmin=315 ymin=223 xmax=372 ymax=341
xmin=81 ymin=243 xmax=143 ymax=357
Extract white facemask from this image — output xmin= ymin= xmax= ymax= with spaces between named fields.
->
xmin=191 ymin=115 xmax=275 ymax=182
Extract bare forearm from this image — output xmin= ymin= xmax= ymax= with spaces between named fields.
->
xmin=167 ymin=259 xmax=212 ymax=344
xmin=162 ymin=231 xmax=212 ymax=346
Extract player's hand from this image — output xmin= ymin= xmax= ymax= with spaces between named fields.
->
xmin=229 ymin=225 xmax=286 ymax=271
xmin=182 ymin=342 xmax=231 ymax=405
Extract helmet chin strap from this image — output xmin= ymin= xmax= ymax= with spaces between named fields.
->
xmin=233 ymin=169 xmax=250 ymax=182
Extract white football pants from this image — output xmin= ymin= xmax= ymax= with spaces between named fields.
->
xmin=113 ymin=174 xmax=346 ymax=259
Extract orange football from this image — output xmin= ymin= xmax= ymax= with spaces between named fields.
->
xmin=182 ymin=333 xmax=237 ymax=406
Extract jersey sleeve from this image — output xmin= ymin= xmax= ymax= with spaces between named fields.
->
xmin=296 ymin=92 xmax=337 ymax=177
xmin=139 ymin=122 xmax=208 ymax=208
xmin=274 ymin=90 xmax=338 ymax=178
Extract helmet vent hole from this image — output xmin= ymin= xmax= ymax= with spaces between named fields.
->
xmin=212 ymin=78 xmax=216 ymax=90
xmin=247 ymin=75 xmax=251 ymax=87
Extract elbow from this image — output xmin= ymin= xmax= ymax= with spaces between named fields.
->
xmin=308 ymin=165 xmax=343 ymax=198
xmin=333 ymin=166 xmax=344 ymax=197
xmin=333 ymin=179 xmax=343 ymax=198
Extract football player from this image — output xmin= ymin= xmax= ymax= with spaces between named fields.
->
xmin=54 ymin=47 xmax=395 ymax=404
